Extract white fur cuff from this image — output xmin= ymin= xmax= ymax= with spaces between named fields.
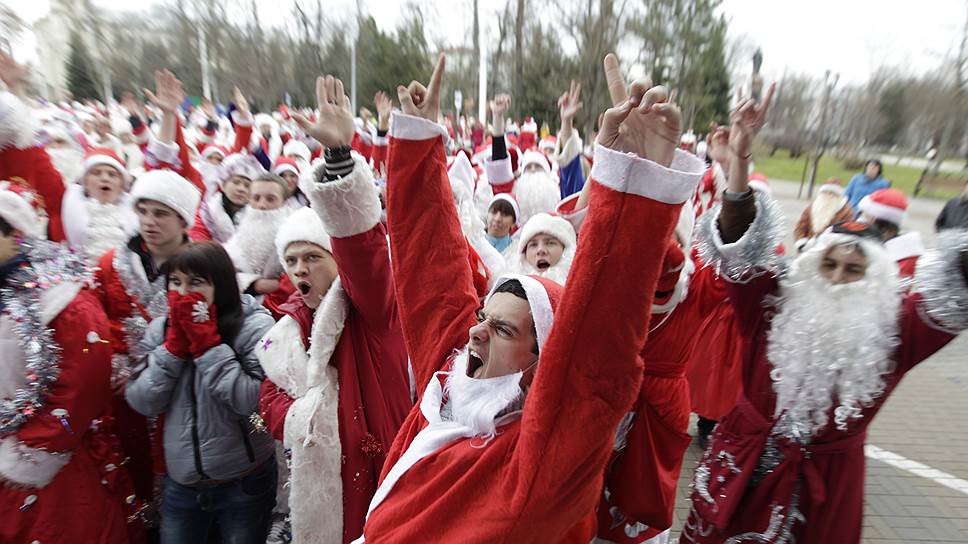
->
xmin=232 ymin=110 xmax=254 ymax=127
xmin=591 ymin=145 xmax=704 ymax=204
xmin=0 ymin=91 xmax=38 ymax=150
xmin=0 ymin=436 xmax=71 ymax=488
xmin=485 ymin=156 xmax=514 ymax=186
xmin=307 ymin=158 xmax=382 ymax=238
xmin=147 ymin=138 xmax=180 ymax=165
xmin=389 ymin=112 xmax=449 ymax=142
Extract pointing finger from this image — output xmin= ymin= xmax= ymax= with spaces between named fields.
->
xmin=603 ymin=53 xmax=628 ymax=106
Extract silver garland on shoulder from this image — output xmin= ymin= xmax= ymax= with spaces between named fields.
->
xmin=695 ymin=191 xmax=787 ymax=283
xmin=914 ymin=228 xmax=968 ymax=334
xmin=0 ymin=238 xmax=92 ymax=435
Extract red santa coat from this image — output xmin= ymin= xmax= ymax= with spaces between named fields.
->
xmin=256 ymin=159 xmax=411 ymax=544
xmin=682 ymin=271 xmax=959 ymax=543
xmin=0 ymin=262 xmax=134 ymax=543
xmin=92 ymin=239 xmax=170 ymax=503
xmin=355 ymin=114 xmax=703 ymax=543
xmin=685 ymin=284 xmax=745 ymax=421
xmin=596 ymin=264 xmax=728 ymax=543
xmin=885 ymin=231 xmax=923 ymax=279
xmin=0 ymin=145 xmax=67 ymax=242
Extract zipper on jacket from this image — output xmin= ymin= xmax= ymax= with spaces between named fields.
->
xmin=188 ymin=365 xmax=210 ymax=480
xmin=238 ymin=420 xmax=256 ymax=463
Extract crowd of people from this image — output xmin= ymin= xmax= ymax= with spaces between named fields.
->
xmin=0 ymin=46 xmax=966 ymax=544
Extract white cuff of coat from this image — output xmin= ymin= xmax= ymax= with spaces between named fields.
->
xmin=307 ymin=157 xmax=381 ymax=238
xmin=485 ymin=156 xmax=514 ymax=186
xmin=591 ymin=144 xmax=704 ymax=205
xmin=388 ymin=112 xmax=449 ymax=142
xmin=0 ymin=436 xmax=71 ymax=488
xmin=232 ymin=110 xmax=254 ymax=127
xmin=147 ymin=138 xmax=180 ymax=165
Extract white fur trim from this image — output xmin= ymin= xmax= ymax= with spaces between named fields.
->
xmin=372 ymin=134 xmax=389 ymax=147
xmin=517 ymin=213 xmax=576 ymax=252
xmin=231 ymin=110 xmax=254 ymax=127
xmin=489 ymin=193 xmax=520 ymax=224
xmin=885 ymin=231 xmax=923 ymax=262
xmin=388 ymin=112 xmax=449 ymax=142
xmin=859 ymin=196 xmax=906 ymax=225
xmin=275 ymin=207 xmax=332 ymax=266
xmin=146 ymin=138 xmax=180 ymax=166
xmin=39 ymin=281 xmax=82 ymax=326
xmin=485 ymin=156 xmax=514 ymax=186
xmin=0 ymin=189 xmax=42 ymax=238
xmin=487 ymin=273 xmax=555 ymax=350
xmin=83 ymin=153 xmax=128 ymax=179
xmin=273 ymin=163 xmax=299 ymax=177
xmin=129 ymin=169 xmax=201 ymax=227
xmin=748 ymin=179 xmax=771 ymax=196
xmin=819 ymin=184 xmax=844 ymax=196
xmin=0 ymin=435 xmax=72 ymax=488
xmin=306 ymin=158 xmax=382 ymax=238
xmin=0 ymin=91 xmax=38 ymax=150
xmin=258 ymin=316 xmax=309 ymax=396
xmin=520 ymin=150 xmax=551 ymax=176
xmin=591 ymin=145 xmax=704 ymax=204
xmin=556 ymin=192 xmax=589 ymax=233
xmin=555 ymin=130 xmax=582 ymax=166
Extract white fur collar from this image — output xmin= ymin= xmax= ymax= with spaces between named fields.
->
xmin=885 ymin=231 xmax=923 ymax=263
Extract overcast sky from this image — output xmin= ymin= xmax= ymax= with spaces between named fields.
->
xmin=7 ymin=0 xmax=966 ymax=85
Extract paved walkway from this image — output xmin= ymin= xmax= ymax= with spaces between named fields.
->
xmin=670 ymin=181 xmax=968 ymax=542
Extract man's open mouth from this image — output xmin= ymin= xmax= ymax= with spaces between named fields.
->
xmin=468 ymin=349 xmax=486 ymax=378
xmin=297 ymin=281 xmax=312 ymax=296
xmin=536 ymin=259 xmax=551 ymax=271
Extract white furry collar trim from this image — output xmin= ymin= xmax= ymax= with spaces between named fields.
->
xmin=885 ymin=231 xmax=923 ymax=263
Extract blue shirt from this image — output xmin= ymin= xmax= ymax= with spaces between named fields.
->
xmin=844 ymin=173 xmax=890 ymax=216
xmin=485 ymin=233 xmax=512 ymax=253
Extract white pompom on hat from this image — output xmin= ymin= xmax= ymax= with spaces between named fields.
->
xmin=274 ymin=206 xmax=333 ymax=267
xmin=129 ymin=169 xmax=201 ymax=228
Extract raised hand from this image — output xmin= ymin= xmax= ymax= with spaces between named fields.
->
xmin=375 ymin=91 xmax=392 ymax=131
xmin=120 ymin=91 xmax=143 ymax=120
xmin=293 ymin=75 xmax=354 ymax=148
xmin=728 ymin=83 xmax=775 ymax=160
xmin=599 ymin=53 xmax=681 ymax=167
xmin=0 ymin=51 xmax=27 ymax=96
xmin=143 ymin=70 xmax=185 ymax=115
xmin=233 ymin=86 xmax=250 ymax=116
xmin=200 ymin=98 xmax=216 ymax=120
xmin=706 ymin=122 xmax=730 ymax=167
xmin=397 ymin=54 xmax=445 ymax=123
xmin=558 ymin=80 xmax=582 ymax=123
xmin=489 ymin=93 xmax=510 ymax=135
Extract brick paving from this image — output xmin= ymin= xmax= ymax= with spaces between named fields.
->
xmin=669 ymin=180 xmax=968 ymax=542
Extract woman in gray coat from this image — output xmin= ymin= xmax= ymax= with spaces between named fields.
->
xmin=126 ymin=241 xmax=277 ymax=544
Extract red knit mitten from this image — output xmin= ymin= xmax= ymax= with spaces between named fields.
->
xmin=180 ymin=291 xmax=222 ymax=357
xmin=164 ymin=291 xmax=190 ymax=359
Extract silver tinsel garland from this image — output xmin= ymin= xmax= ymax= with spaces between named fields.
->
xmin=914 ymin=228 xmax=968 ymax=333
xmin=0 ymin=239 xmax=92 ymax=436
xmin=695 ymin=191 xmax=787 ymax=283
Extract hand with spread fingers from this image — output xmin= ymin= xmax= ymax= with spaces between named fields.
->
xmin=558 ymin=80 xmax=583 ymax=124
xmin=728 ymin=83 xmax=776 ymax=161
xmin=143 ymin=70 xmax=185 ymax=115
xmin=0 ymin=51 xmax=27 ymax=97
xmin=598 ymin=53 xmax=681 ymax=167
xmin=397 ymin=54 xmax=446 ymax=123
xmin=293 ymin=75 xmax=355 ymax=148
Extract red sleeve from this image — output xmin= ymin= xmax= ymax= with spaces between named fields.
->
xmin=174 ymin=121 xmax=205 ymax=196
xmin=895 ymin=293 xmax=956 ymax=374
xmin=259 ymin=379 xmax=294 ymax=441
xmin=507 ymin=145 xmax=704 ymax=514
xmin=724 ymin=273 xmax=779 ymax=339
xmin=387 ymin=114 xmax=479 ymax=393
xmin=331 ymin=225 xmax=397 ymax=334
xmin=0 ymin=146 xmax=67 ymax=241
xmin=231 ymin=114 xmax=254 ymax=154
xmin=188 ymin=206 xmax=213 ymax=241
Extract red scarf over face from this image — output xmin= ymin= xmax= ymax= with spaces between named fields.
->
xmin=278 ymin=288 xmax=314 ymax=349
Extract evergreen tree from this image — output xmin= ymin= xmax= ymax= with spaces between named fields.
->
xmin=66 ymin=32 xmax=99 ymax=100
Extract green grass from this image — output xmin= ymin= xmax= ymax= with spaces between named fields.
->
xmin=753 ymin=150 xmax=955 ymax=199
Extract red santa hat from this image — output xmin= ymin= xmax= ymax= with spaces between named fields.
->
xmin=748 ymin=172 xmax=771 ymax=196
xmin=517 ymin=213 xmax=577 ymax=253
xmin=818 ymin=179 xmax=845 ymax=197
xmin=0 ymin=180 xmax=45 ymax=238
xmin=129 ymin=170 xmax=201 ymax=228
xmin=538 ymin=136 xmax=557 ymax=153
xmin=274 ymin=206 xmax=333 ymax=266
xmin=83 ymin=147 xmax=129 ymax=181
xmin=486 ymin=274 xmax=563 ymax=351
xmin=272 ymin=157 xmax=301 ymax=178
xmin=858 ymin=188 xmax=907 ymax=226
xmin=488 ymin=193 xmax=520 ymax=224
xmin=282 ymin=140 xmax=311 ymax=163
xmin=520 ymin=149 xmax=552 ymax=176
xmin=201 ymin=144 xmax=228 ymax=161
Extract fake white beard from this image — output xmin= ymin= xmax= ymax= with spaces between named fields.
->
xmin=227 ymin=207 xmax=292 ymax=274
xmin=83 ymin=198 xmax=127 ymax=264
xmin=810 ymin=193 xmax=845 ymax=234
xmin=443 ymin=349 xmax=527 ymax=441
xmin=514 ymin=171 xmax=560 ymax=226
xmin=47 ymin=147 xmax=84 ymax=184
xmin=514 ymin=246 xmax=575 ymax=286
xmin=767 ymin=243 xmax=901 ymax=439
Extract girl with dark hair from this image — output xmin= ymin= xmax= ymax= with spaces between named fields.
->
xmin=125 ymin=241 xmax=278 ymax=544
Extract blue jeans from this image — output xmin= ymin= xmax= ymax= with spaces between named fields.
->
xmin=160 ymin=457 xmax=277 ymax=544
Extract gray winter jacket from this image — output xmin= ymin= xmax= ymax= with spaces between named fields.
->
xmin=125 ymin=295 xmax=276 ymax=485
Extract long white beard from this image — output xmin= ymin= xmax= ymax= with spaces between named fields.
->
xmin=513 ymin=171 xmax=560 ymax=226
xmin=810 ymin=193 xmax=845 ymax=234
xmin=443 ymin=349 xmax=526 ymax=441
xmin=47 ymin=147 xmax=84 ymax=184
xmin=226 ymin=207 xmax=292 ymax=274
xmin=83 ymin=199 xmax=128 ymax=264
xmin=767 ymin=246 xmax=901 ymax=439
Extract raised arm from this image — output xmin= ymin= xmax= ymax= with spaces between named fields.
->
xmin=483 ymin=94 xmax=515 ymax=194
xmin=230 ymin=87 xmax=256 ymax=155
xmin=295 ymin=75 xmax=397 ymax=332
xmin=384 ymin=56 xmax=480 ymax=391
xmin=143 ymin=70 xmax=205 ymax=195
xmin=508 ymin=54 xmax=704 ymax=516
